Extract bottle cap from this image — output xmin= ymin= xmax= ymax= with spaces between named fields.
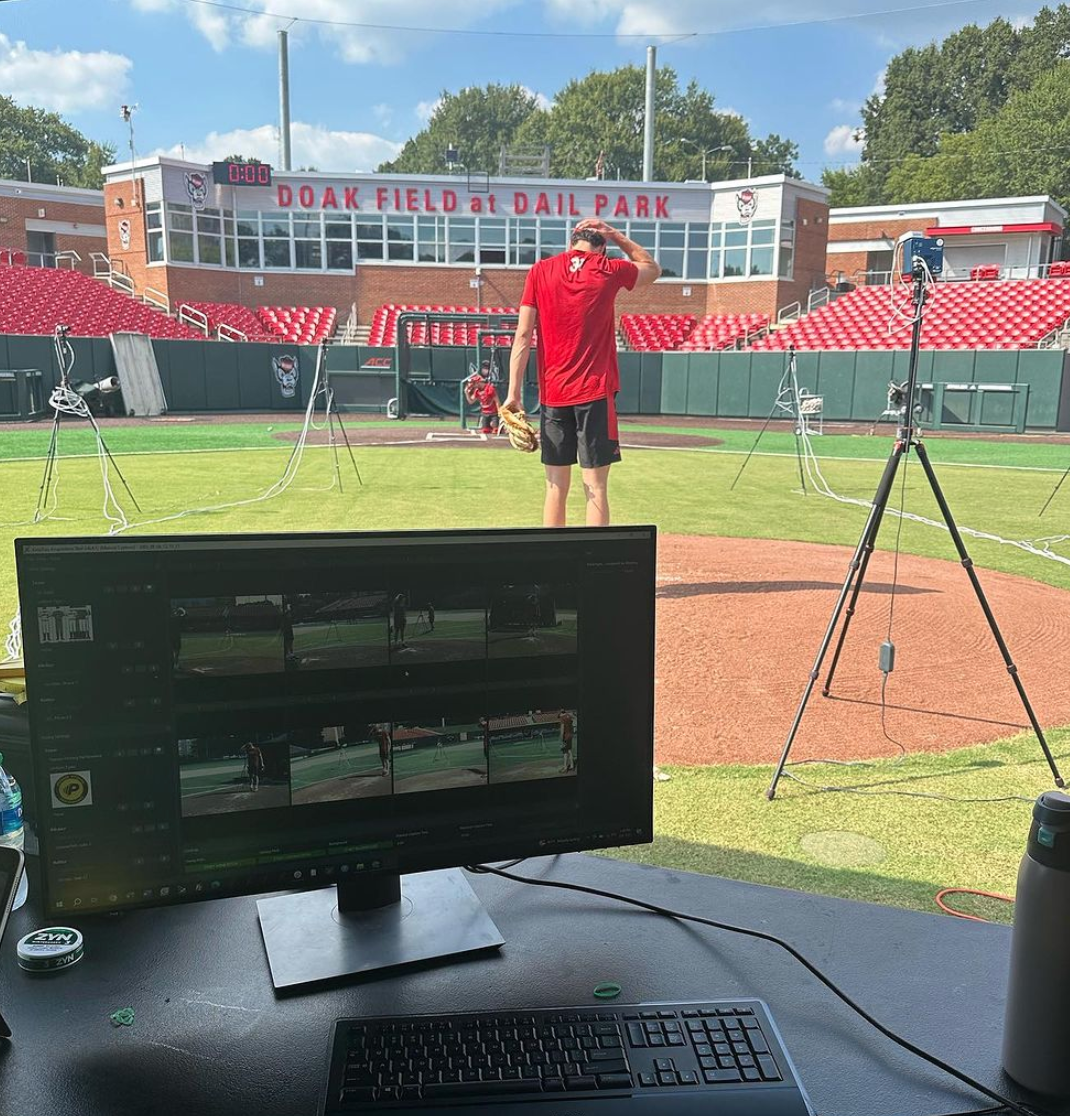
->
xmin=16 ymin=926 xmax=84 ymax=973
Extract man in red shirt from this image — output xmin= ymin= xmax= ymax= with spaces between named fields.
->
xmin=503 ymin=217 xmax=660 ymax=526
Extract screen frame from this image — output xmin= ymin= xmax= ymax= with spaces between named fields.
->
xmin=17 ymin=526 xmax=657 ymax=918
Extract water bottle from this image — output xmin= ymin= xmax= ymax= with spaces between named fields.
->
xmin=0 ymin=752 xmax=27 ymax=910
xmin=1002 ymin=790 xmax=1070 ymax=1097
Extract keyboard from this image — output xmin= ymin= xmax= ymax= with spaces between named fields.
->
xmin=323 ymin=999 xmax=813 ymax=1114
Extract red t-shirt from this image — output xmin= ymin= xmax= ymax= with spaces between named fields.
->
xmin=520 ymin=251 xmax=638 ymax=407
xmin=477 ymin=382 xmax=498 ymax=414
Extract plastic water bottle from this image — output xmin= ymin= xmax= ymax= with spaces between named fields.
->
xmin=0 ymin=752 xmax=28 ymax=910
xmin=1002 ymin=790 xmax=1070 ymax=1097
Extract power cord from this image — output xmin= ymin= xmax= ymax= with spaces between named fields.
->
xmin=465 ymin=862 xmax=1053 ymax=1116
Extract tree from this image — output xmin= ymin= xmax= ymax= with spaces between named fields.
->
xmin=222 ymin=154 xmax=264 ymax=164
xmin=378 ymin=85 xmax=540 ymax=175
xmin=0 ymin=96 xmax=115 ymax=188
xmin=883 ymin=64 xmax=1070 ymax=211
xmin=514 ymin=67 xmax=794 ymax=182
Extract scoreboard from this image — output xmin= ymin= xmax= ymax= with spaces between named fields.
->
xmin=210 ymin=161 xmax=273 ymax=187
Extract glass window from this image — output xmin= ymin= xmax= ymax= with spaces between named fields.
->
xmin=197 ymin=235 xmax=222 ymax=265
xmin=709 ymin=249 xmax=721 ymax=278
xmin=168 ymin=231 xmax=194 ymax=262
xmin=327 ymin=242 xmax=353 ymax=270
xmin=725 ymin=227 xmax=748 ymax=248
xmin=238 ymin=239 xmax=261 ymax=268
xmin=293 ymin=216 xmax=321 ymax=239
xmin=417 ymin=216 xmax=445 ymax=263
xmin=749 ymin=247 xmax=774 ymax=276
xmin=448 ymin=217 xmax=475 ymax=263
xmin=263 ymin=239 xmax=291 ymax=268
xmin=686 ymin=250 xmax=707 ymax=280
xmin=197 ymin=214 xmax=221 ymax=237
xmin=751 ymin=226 xmax=775 ymax=247
xmin=660 ymin=250 xmax=683 ymax=279
xmin=148 ymin=232 xmax=165 ymax=263
xmin=236 ymin=216 xmax=258 ymax=237
xmin=168 ymin=208 xmax=193 ymax=233
xmin=326 ymin=217 xmax=352 ymax=240
xmin=146 ymin=203 xmax=163 ymax=231
xmin=778 ymin=245 xmax=793 ymax=279
xmin=295 ymin=240 xmax=322 ymax=269
xmin=539 ymin=219 xmax=567 ymax=259
xmin=659 ymin=223 xmax=685 ymax=249
xmin=478 ymin=218 xmax=506 ymax=265
xmin=386 ymin=217 xmax=415 ymax=261
xmin=356 ymin=220 xmax=384 ymax=261
xmin=723 ymin=248 xmax=747 ymax=277
xmin=512 ymin=220 xmax=537 ymax=266
xmin=261 ymin=212 xmax=290 ymax=238
xmin=628 ymin=222 xmax=657 ymax=250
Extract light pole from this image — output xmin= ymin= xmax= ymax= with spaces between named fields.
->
xmin=679 ymin=140 xmax=733 ymax=182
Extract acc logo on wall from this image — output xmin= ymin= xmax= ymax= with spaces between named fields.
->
xmin=117 ymin=218 xmax=131 ymax=250
xmin=736 ymin=187 xmax=759 ymax=223
xmin=273 ymin=354 xmax=299 ymax=398
xmin=185 ymin=171 xmax=208 ymax=210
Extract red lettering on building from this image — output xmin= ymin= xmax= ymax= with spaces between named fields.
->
xmin=613 ymin=196 xmax=630 ymax=218
xmin=535 ymin=193 xmax=551 ymax=215
xmin=393 ymin=189 xmax=403 ymax=210
xmin=344 ymin=187 xmax=360 ymax=209
xmin=569 ymin=194 xmax=580 ymax=216
xmin=277 ymin=184 xmax=293 ymax=207
xmin=594 ymin=194 xmax=609 ymax=216
xmin=298 ymin=185 xmax=315 ymax=208
xmin=443 ymin=189 xmax=458 ymax=212
xmin=514 ymin=192 xmax=529 ymax=215
xmin=655 ymin=196 xmax=669 ymax=218
xmin=376 ymin=187 xmax=389 ymax=210
xmin=487 ymin=194 xmax=497 ymax=213
xmin=635 ymin=196 xmax=650 ymax=218
xmin=423 ymin=190 xmax=437 ymax=212
xmin=321 ymin=186 xmax=338 ymax=209
xmin=470 ymin=197 xmax=484 ymax=213
xmin=406 ymin=188 xmax=419 ymax=212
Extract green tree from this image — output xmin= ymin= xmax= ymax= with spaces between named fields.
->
xmin=515 ymin=66 xmax=793 ymax=182
xmin=0 ymin=96 xmax=115 ymax=188
xmin=378 ymin=85 xmax=540 ymax=175
xmin=884 ymin=64 xmax=1070 ymax=210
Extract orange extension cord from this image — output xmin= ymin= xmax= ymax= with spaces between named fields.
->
xmin=935 ymin=888 xmax=1015 ymax=923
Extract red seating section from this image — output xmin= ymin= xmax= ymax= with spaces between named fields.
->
xmin=751 ymin=280 xmax=1070 ymax=351
xmin=181 ymin=301 xmax=276 ymax=341
xmin=1048 ymin=262 xmax=1070 ymax=278
xmin=368 ymin=305 xmax=519 ymax=347
xmin=621 ymin=313 xmax=769 ymax=352
xmin=0 ymin=265 xmax=200 ymax=339
xmin=256 ymin=305 xmax=337 ymax=344
xmin=970 ymin=264 xmax=1001 ymax=281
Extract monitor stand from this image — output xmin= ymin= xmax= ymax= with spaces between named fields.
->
xmin=256 ymin=867 xmax=504 ymax=991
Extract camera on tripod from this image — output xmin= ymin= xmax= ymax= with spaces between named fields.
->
xmin=900 ymin=235 xmax=945 ymax=280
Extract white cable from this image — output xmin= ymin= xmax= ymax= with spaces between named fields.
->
xmin=4 ymin=613 xmax=21 ymax=663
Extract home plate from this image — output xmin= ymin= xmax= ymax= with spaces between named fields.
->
xmin=425 ymin=432 xmax=487 ymax=441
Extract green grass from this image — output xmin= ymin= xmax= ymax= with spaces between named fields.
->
xmin=3 ymin=426 xmax=1068 ymax=917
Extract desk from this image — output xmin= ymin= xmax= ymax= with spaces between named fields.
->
xmin=1 ymin=854 xmax=1062 ymax=1116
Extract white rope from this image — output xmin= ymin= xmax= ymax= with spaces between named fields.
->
xmin=4 ymin=613 xmax=21 ymax=663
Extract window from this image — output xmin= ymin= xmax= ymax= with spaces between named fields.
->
xmin=512 ymin=220 xmax=537 ymax=265
xmin=417 ymin=216 xmax=446 ymax=263
xmin=167 ymin=204 xmax=193 ymax=232
xmin=778 ymin=246 xmax=793 ymax=278
xmin=146 ymin=203 xmax=163 ymax=231
xmin=539 ymin=219 xmax=567 ymax=259
xmin=686 ymin=224 xmax=709 ymax=281
xmin=325 ymin=217 xmax=352 ymax=240
xmin=327 ymin=242 xmax=353 ymax=270
xmin=263 ymin=239 xmax=291 ymax=268
xmin=478 ymin=218 xmax=506 ymax=265
xmin=237 ymin=238 xmax=261 ymax=268
xmin=749 ymin=247 xmax=774 ymax=276
xmin=387 ymin=217 xmax=415 ymax=261
xmin=148 ymin=233 xmax=165 ymax=263
xmin=356 ymin=220 xmax=384 ymax=261
xmin=295 ymin=240 xmax=322 ymax=269
xmin=168 ymin=231 xmax=194 ymax=262
xmin=261 ymin=212 xmax=290 ymax=238
xmin=448 ymin=217 xmax=475 ymax=263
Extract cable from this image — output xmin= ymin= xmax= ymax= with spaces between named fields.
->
xmin=465 ymin=863 xmax=1052 ymax=1116
xmin=935 ymin=888 xmax=1015 ymax=923
xmin=175 ymin=0 xmax=998 ymax=39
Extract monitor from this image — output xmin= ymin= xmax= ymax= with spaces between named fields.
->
xmin=17 ymin=527 xmax=656 ymax=988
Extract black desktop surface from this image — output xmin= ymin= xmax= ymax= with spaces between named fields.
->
xmin=2 ymin=853 xmax=1064 ymax=1116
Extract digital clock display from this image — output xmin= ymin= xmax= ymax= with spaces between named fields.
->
xmin=210 ymin=161 xmax=273 ymax=188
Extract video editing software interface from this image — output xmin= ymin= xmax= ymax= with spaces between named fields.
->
xmin=18 ymin=528 xmax=656 ymax=916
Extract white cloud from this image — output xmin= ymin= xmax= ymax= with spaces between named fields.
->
xmin=127 ymin=0 xmax=518 ymax=64
xmin=372 ymin=103 xmax=393 ymax=127
xmin=0 ymin=33 xmax=132 ymax=113
xmin=415 ymin=97 xmax=443 ymax=123
xmin=829 ymin=96 xmax=860 ymax=114
xmin=521 ymin=86 xmax=553 ymax=112
xmin=824 ymin=124 xmax=864 ymax=156
xmin=154 ymin=122 xmax=402 ymax=171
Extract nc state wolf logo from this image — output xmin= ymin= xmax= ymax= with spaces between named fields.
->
xmin=736 ymin=187 xmax=758 ymax=223
xmin=273 ymin=354 xmax=299 ymax=398
xmin=185 ymin=171 xmax=208 ymax=210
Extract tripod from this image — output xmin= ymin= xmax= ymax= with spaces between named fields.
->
xmin=300 ymin=341 xmax=362 ymax=491
xmin=35 ymin=326 xmax=141 ymax=524
xmin=731 ymin=346 xmax=808 ymax=495
xmin=767 ymin=268 xmax=1065 ymax=799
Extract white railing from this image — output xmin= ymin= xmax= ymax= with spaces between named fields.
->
xmin=90 ymin=252 xmax=112 ymax=279
xmin=110 ymin=270 xmax=134 ymax=296
xmin=339 ymin=302 xmax=359 ymax=345
xmin=54 ymin=250 xmax=81 ymax=269
xmin=807 ymin=285 xmax=831 ymax=313
xmin=1037 ymin=315 xmax=1070 ymax=349
xmin=777 ymin=300 xmax=801 ymax=325
xmin=177 ymin=303 xmax=210 ymax=337
xmin=143 ymin=287 xmax=170 ymax=313
xmin=217 ymin=323 xmax=247 ymax=343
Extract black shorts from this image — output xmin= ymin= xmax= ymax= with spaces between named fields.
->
xmin=540 ymin=395 xmax=621 ymax=469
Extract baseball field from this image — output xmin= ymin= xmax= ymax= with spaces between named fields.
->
xmin=4 ymin=413 xmax=1069 ymax=923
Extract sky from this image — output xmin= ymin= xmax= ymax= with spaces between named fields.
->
xmin=0 ymin=0 xmax=1059 ymax=182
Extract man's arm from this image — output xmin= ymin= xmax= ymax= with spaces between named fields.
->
xmin=504 ymin=304 xmax=536 ymax=412
xmin=574 ymin=217 xmax=661 ymax=289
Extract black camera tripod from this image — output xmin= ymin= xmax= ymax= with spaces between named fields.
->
xmin=767 ymin=267 xmax=1065 ymax=799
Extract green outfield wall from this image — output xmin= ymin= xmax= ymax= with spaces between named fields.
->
xmin=1 ymin=334 xmax=1068 ymax=432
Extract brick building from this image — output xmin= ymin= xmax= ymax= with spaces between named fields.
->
xmin=0 ymin=178 xmax=107 ymax=273
xmin=98 ymin=157 xmax=831 ymax=326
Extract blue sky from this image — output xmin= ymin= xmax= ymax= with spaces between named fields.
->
xmin=0 ymin=0 xmax=1057 ymax=181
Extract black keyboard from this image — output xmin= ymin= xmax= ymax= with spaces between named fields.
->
xmin=323 ymin=1000 xmax=813 ymax=1114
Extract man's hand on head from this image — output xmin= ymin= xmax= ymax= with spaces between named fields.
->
xmin=574 ymin=218 xmax=619 ymax=243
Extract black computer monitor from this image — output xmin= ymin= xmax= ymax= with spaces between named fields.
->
xmin=17 ymin=527 xmax=656 ymax=988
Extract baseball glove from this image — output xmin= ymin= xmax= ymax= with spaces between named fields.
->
xmin=498 ymin=406 xmax=539 ymax=453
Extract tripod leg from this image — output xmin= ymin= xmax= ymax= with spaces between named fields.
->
xmin=1039 ymin=463 xmax=1070 ymax=518
xmin=914 ymin=442 xmax=1065 ymax=787
xmin=331 ymin=402 xmax=363 ymax=486
xmin=327 ymin=409 xmax=343 ymax=494
xmin=731 ymin=363 xmax=793 ymax=491
xmin=88 ymin=416 xmax=142 ymax=513
xmin=793 ymin=428 xmax=807 ymax=495
xmin=34 ymin=412 xmax=62 ymax=522
xmin=767 ymin=443 xmax=906 ymax=799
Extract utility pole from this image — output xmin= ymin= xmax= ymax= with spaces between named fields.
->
xmin=642 ymin=45 xmax=656 ymax=182
xmin=278 ymin=28 xmax=293 ymax=171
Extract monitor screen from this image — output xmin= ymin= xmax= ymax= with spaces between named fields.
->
xmin=17 ymin=528 xmax=656 ymax=918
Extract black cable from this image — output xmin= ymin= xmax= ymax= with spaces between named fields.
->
xmin=465 ymin=863 xmax=1052 ymax=1116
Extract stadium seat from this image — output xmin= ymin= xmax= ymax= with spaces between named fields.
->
xmin=367 ymin=304 xmax=526 ymax=347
